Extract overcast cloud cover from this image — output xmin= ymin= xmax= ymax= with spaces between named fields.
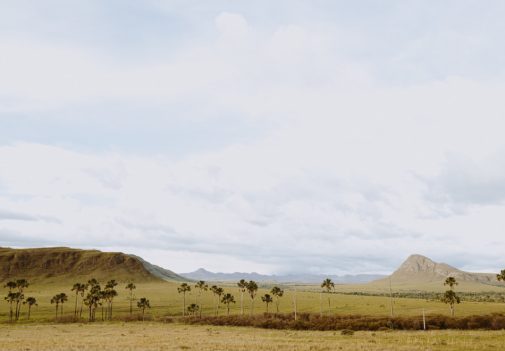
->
xmin=1 ymin=0 xmax=505 ymax=274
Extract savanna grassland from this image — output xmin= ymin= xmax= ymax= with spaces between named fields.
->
xmin=3 ymin=280 xmax=505 ymax=322
xmin=2 ymin=322 xmax=505 ymax=351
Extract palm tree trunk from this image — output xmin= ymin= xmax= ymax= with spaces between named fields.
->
xmin=183 ymin=293 xmax=186 ymax=316
xmin=28 ymin=306 xmax=31 ymax=320
xmin=227 ymin=304 xmax=230 ymax=316
xmin=55 ymin=304 xmax=58 ymax=319
xmin=319 ymin=292 xmax=322 ymax=317
xmin=240 ymin=291 xmax=244 ymax=315
xmin=74 ymin=293 xmax=78 ymax=317
xmin=250 ymin=298 xmax=254 ymax=316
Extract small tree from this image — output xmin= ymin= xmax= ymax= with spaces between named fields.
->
xmin=177 ymin=283 xmax=191 ymax=316
xmin=261 ymin=294 xmax=273 ymax=313
xmin=321 ymin=278 xmax=335 ymax=313
xmin=137 ymin=297 xmax=150 ymax=321
xmin=23 ymin=297 xmax=37 ymax=319
xmin=126 ymin=282 xmax=136 ymax=316
xmin=442 ymin=276 xmax=460 ymax=317
xmin=237 ymin=279 xmax=247 ymax=315
xmin=195 ymin=281 xmax=208 ymax=318
xmin=187 ymin=303 xmax=199 ymax=317
xmin=246 ymin=281 xmax=258 ymax=316
xmin=496 ymin=270 xmax=505 ymax=283
xmin=270 ymin=286 xmax=284 ymax=313
xmin=221 ymin=293 xmax=235 ymax=316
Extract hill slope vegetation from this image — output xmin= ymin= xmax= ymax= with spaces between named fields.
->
xmin=0 ymin=247 xmax=187 ymax=283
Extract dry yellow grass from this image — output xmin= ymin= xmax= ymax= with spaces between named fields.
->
xmin=1 ymin=323 xmax=505 ymax=350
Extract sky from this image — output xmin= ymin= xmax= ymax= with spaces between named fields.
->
xmin=1 ymin=0 xmax=505 ymax=275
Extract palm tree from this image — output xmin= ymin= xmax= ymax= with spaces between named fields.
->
xmin=246 ymin=281 xmax=258 ymax=316
xmin=58 ymin=293 xmax=68 ymax=317
xmin=444 ymin=277 xmax=458 ymax=289
xmin=23 ymin=297 xmax=37 ymax=319
xmin=84 ymin=279 xmax=101 ymax=322
xmin=195 ymin=281 xmax=208 ymax=318
xmin=71 ymin=283 xmax=85 ymax=317
xmin=126 ymin=282 xmax=136 ymax=316
xmin=105 ymin=280 xmax=118 ymax=320
xmin=137 ymin=297 xmax=150 ymax=321
xmin=4 ymin=292 xmax=17 ymax=322
xmin=442 ymin=277 xmax=460 ymax=317
xmin=321 ymin=278 xmax=335 ymax=313
xmin=50 ymin=294 xmax=60 ymax=319
xmin=497 ymin=269 xmax=505 ymax=283
xmin=15 ymin=279 xmax=28 ymax=320
xmin=441 ymin=290 xmax=460 ymax=317
xmin=261 ymin=294 xmax=273 ymax=313
xmin=187 ymin=303 xmax=199 ymax=317
xmin=237 ymin=279 xmax=247 ymax=315
xmin=4 ymin=281 xmax=17 ymax=322
xmin=177 ymin=283 xmax=191 ymax=316
xmin=221 ymin=293 xmax=235 ymax=316
xmin=270 ymin=286 xmax=284 ymax=313
xmin=210 ymin=285 xmax=224 ymax=316
xmin=78 ymin=283 xmax=88 ymax=318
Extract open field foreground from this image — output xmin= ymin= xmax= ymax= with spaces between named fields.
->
xmin=1 ymin=323 xmax=505 ymax=351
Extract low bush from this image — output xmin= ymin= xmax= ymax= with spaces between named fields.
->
xmin=183 ymin=313 xmax=505 ymax=331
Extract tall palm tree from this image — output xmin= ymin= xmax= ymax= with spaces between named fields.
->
xmin=210 ymin=285 xmax=224 ymax=316
xmin=221 ymin=293 xmax=235 ymax=316
xmin=261 ymin=294 xmax=273 ymax=313
xmin=4 ymin=281 xmax=17 ymax=322
xmin=237 ymin=279 xmax=247 ymax=315
xmin=195 ymin=281 xmax=208 ymax=318
xmin=78 ymin=283 xmax=88 ymax=318
xmin=71 ymin=283 xmax=85 ymax=317
xmin=270 ymin=286 xmax=284 ymax=313
xmin=105 ymin=280 xmax=118 ymax=320
xmin=15 ymin=279 xmax=28 ymax=320
xmin=246 ymin=281 xmax=258 ymax=316
xmin=177 ymin=283 xmax=191 ymax=316
xmin=23 ymin=297 xmax=37 ymax=320
xmin=125 ymin=282 xmax=136 ymax=316
xmin=321 ymin=278 xmax=335 ymax=313
xmin=442 ymin=277 xmax=460 ymax=317
xmin=58 ymin=293 xmax=68 ymax=317
xmin=137 ymin=297 xmax=150 ymax=322
xmin=50 ymin=294 xmax=60 ymax=319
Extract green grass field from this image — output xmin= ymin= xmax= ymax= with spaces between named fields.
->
xmin=3 ymin=280 xmax=505 ymax=323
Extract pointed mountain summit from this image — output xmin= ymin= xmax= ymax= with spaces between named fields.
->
xmin=382 ymin=254 xmax=498 ymax=285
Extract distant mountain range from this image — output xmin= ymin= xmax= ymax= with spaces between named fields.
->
xmin=179 ymin=268 xmax=386 ymax=284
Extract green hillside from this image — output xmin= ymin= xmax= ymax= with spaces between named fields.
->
xmin=0 ymin=247 xmax=187 ymax=283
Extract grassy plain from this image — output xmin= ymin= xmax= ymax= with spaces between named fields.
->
xmin=2 ymin=322 xmax=505 ymax=351
xmin=2 ymin=281 xmax=505 ymax=322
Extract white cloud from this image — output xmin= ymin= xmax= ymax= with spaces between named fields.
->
xmin=2 ymin=3 xmax=505 ymax=274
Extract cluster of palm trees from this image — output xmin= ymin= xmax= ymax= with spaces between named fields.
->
xmin=5 ymin=270 xmax=505 ymax=323
xmin=3 ymin=279 xmax=36 ymax=322
xmin=177 ymin=280 xmax=286 ymax=317
xmin=69 ymin=278 xmax=149 ymax=322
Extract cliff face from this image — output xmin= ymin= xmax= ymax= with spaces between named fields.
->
xmin=0 ymin=247 xmax=187 ymax=283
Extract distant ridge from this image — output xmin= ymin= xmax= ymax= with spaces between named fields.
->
xmin=180 ymin=268 xmax=385 ymax=284
xmin=0 ymin=247 xmax=188 ymax=283
xmin=377 ymin=254 xmax=500 ymax=286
